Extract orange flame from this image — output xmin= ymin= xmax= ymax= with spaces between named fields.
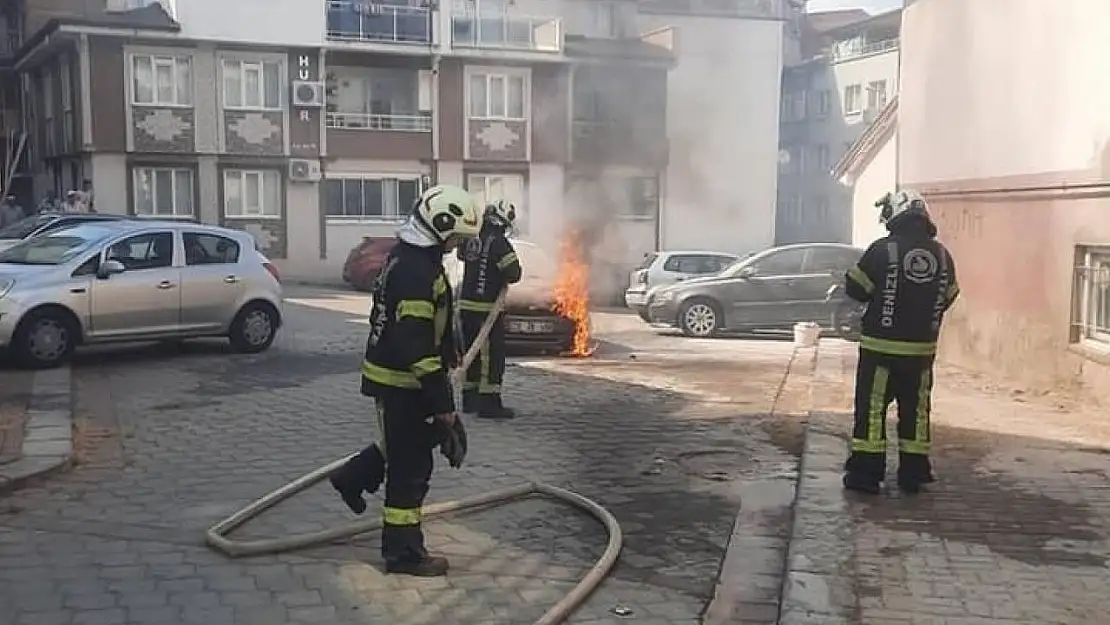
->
xmin=553 ymin=229 xmax=593 ymax=357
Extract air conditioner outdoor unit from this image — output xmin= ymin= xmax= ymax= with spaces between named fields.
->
xmin=292 ymin=81 xmax=325 ymax=108
xmin=289 ymin=159 xmax=322 ymax=183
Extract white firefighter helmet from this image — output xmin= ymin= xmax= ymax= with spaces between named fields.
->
xmin=484 ymin=199 xmax=517 ymax=229
xmin=397 ymin=184 xmax=481 ymax=248
xmin=876 ymin=188 xmax=928 ymax=225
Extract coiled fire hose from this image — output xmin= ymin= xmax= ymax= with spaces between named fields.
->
xmin=206 ymin=287 xmax=623 ymax=625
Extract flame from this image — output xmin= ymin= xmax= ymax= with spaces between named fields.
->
xmin=553 ymin=229 xmax=594 ymax=357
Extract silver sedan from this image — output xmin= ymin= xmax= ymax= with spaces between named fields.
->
xmin=0 ymin=220 xmax=283 ymax=368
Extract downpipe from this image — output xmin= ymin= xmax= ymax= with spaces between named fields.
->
xmin=206 ymin=287 xmax=624 ymax=625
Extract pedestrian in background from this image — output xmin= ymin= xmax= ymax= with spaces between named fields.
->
xmin=0 ymin=195 xmax=24 ymax=228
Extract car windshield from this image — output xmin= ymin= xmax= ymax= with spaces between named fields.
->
xmin=0 ymin=223 xmax=114 ymax=265
xmin=0 ymin=214 xmax=52 ymax=240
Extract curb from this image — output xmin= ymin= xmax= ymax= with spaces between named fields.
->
xmin=777 ymin=340 xmax=858 ymax=625
xmin=0 ymin=366 xmax=73 ymax=495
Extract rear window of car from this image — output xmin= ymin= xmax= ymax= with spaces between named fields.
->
xmin=184 ymin=233 xmax=240 ymax=265
xmin=664 ymin=254 xmax=729 ymax=274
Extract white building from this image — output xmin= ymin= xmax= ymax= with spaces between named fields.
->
xmin=776 ymin=8 xmax=900 ymax=244
xmin=831 ymin=96 xmax=897 ymax=248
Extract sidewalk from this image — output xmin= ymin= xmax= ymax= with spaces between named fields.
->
xmin=783 ymin=340 xmax=1110 ymax=624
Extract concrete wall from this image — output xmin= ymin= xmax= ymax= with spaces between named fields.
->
xmin=850 ymin=131 xmax=895 ymax=247
xmin=899 ymin=0 xmax=1110 ymax=393
xmin=637 ymin=13 xmax=783 ymax=256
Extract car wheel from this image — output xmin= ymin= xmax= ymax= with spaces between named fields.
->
xmin=679 ymin=299 xmax=722 ymax=338
xmin=228 ymin=303 xmax=279 ymax=354
xmin=13 ymin=308 xmax=77 ymax=369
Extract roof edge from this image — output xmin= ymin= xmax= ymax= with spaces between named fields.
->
xmin=831 ymin=96 xmax=899 ymax=182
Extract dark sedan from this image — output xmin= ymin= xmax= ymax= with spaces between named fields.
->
xmin=646 ymin=243 xmax=864 ymax=337
xmin=0 ymin=212 xmax=125 ymax=251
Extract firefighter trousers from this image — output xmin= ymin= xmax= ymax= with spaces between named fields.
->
xmin=461 ymin=309 xmax=507 ymax=400
xmin=844 ymin=349 xmax=935 ymax=486
xmin=374 ymin=389 xmax=440 ymax=564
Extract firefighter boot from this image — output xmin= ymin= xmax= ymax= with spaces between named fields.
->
xmin=478 ymin=393 xmax=516 ymax=420
xmin=897 ymin=453 xmax=932 ymax=495
xmin=842 ymin=453 xmax=883 ymax=495
xmin=386 ymin=555 xmax=450 ymax=577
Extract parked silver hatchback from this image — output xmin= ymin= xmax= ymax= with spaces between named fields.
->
xmin=0 ymin=220 xmax=283 ymax=368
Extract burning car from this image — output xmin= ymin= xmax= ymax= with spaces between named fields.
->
xmin=443 ymin=239 xmax=581 ymax=354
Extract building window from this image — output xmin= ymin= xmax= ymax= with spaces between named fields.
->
xmin=222 ymin=60 xmax=282 ymax=110
xmin=468 ymin=71 xmax=527 ymax=120
xmin=843 ymin=84 xmax=862 ymax=115
xmin=468 ymin=173 xmax=527 ymax=233
xmin=132 ymin=54 xmax=192 ymax=106
xmin=867 ymin=80 xmax=888 ymax=110
xmin=781 ymin=91 xmax=806 ymax=122
xmin=813 ymin=196 xmax=830 ymax=224
xmin=324 ymin=176 xmax=423 ymax=222
xmin=814 ymin=144 xmax=830 ymax=173
xmin=814 ymin=90 xmax=830 ymax=118
xmin=132 ymin=167 xmax=195 ymax=217
xmin=224 ymin=169 xmax=282 ymax=218
xmin=1074 ymin=246 xmax=1110 ymax=347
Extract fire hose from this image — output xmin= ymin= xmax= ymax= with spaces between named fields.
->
xmin=206 ymin=287 xmax=623 ymax=625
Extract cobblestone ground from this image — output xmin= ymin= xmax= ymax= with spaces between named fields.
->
xmin=0 ymin=367 xmax=32 ymax=464
xmin=0 ymin=288 xmax=803 ymax=625
xmin=818 ymin=341 xmax=1110 ymax=625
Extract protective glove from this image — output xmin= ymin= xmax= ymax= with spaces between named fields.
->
xmin=437 ymin=416 xmax=468 ymax=469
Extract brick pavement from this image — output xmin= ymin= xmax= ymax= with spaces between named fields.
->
xmin=0 ymin=293 xmax=803 ymax=625
xmin=783 ymin=340 xmax=1110 ymax=625
xmin=0 ymin=369 xmax=33 ymax=464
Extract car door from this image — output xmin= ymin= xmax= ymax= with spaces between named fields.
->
xmin=798 ymin=247 xmax=859 ymax=322
xmin=725 ymin=247 xmax=810 ymax=326
xmin=178 ymin=231 xmax=246 ymax=332
xmin=87 ymin=230 xmax=182 ymax=338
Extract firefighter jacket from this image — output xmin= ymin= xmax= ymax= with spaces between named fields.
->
xmin=457 ymin=225 xmax=522 ymax=313
xmin=361 ymin=240 xmax=457 ymax=415
xmin=844 ymin=213 xmax=960 ymax=357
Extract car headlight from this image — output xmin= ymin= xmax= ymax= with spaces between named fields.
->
xmin=0 ymin=278 xmax=13 ymax=300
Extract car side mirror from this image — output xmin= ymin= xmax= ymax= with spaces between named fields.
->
xmin=97 ymin=259 xmax=126 ymax=279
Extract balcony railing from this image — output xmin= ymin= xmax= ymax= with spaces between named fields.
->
xmin=326 ymin=112 xmax=432 ymax=132
xmin=830 ymin=37 xmax=899 ymax=63
xmin=450 ymin=14 xmax=562 ymax=52
xmin=326 ymin=1 xmax=432 ymax=45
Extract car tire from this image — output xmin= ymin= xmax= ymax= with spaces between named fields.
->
xmin=12 ymin=308 xmax=77 ymax=369
xmin=228 ymin=302 xmax=279 ymax=354
xmin=679 ymin=298 xmax=722 ymax=338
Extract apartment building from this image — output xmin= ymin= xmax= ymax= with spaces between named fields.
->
xmin=637 ymin=0 xmax=787 ymax=256
xmin=900 ymin=0 xmax=1110 ymax=395
xmin=6 ymin=0 xmax=675 ymax=284
xmin=775 ymin=8 xmax=899 ymax=245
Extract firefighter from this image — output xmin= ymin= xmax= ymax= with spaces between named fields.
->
xmin=329 ymin=184 xmax=479 ymax=577
xmin=842 ymin=189 xmax=959 ymax=495
xmin=458 ymin=200 xmax=523 ymax=420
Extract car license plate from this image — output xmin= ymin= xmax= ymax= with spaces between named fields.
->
xmin=509 ymin=320 xmax=554 ymax=334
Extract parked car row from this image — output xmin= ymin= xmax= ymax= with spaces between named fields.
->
xmin=0 ymin=218 xmax=282 ymax=369
xmin=0 ymin=211 xmax=200 ymax=252
xmin=626 ymin=243 xmax=865 ymax=339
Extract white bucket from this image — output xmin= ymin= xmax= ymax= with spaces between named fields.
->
xmin=793 ymin=322 xmax=821 ymax=348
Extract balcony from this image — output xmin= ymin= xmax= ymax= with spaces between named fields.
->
xmin=326 ymin=1 xmax=432 ymax=45
xmin=325 ymin=112 xmax=431 ymax=132
xmin=830 ymin=37 xmax=899 ymax=63
xmin=450 ymin=14 xmax=562 ymax=53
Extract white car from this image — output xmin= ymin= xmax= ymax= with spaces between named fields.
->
xmin=624 ymin=250 xmax=741 ymax=321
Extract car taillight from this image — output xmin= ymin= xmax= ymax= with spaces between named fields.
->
xmin=637 ymin=271 xmax=648 ymax=284
xmin=263 ymin=262 xmax=281 ymax=283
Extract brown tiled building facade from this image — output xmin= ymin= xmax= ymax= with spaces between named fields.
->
xmin=2 ymin=0 xmax=674 ymax=281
